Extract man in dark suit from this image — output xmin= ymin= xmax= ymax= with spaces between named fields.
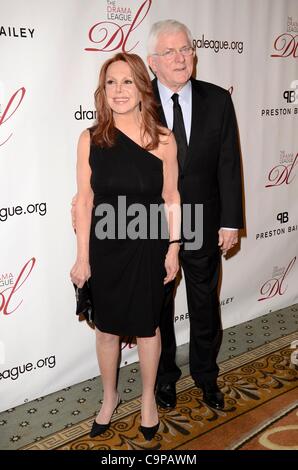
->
xmin=148 ymin=20 xmax=243 ymax=410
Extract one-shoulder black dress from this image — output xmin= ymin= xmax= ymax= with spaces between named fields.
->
xmin=89 ymin=129 xmax=168 ymax=337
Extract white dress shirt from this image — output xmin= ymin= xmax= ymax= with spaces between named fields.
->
xmin=157 ymin=79 xmax=192 ymax=144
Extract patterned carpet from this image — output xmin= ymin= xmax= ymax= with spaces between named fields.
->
xmin=21 ymin=331 xmax=298 ymax=451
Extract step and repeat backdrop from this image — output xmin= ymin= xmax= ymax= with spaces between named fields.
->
xmin=0 ymin=0 xmax=297 ymax=411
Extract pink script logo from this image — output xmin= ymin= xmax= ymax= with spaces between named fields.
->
xmin=0 ymin=258 xmax=36 ymax=315
xmin=258 ymin=256 xmax=296 ymax=301
xmin=271 ymin=33 xmax=298 ymax=58
xmin=0 ymin=87 xmax=26 ymax=147
xmin=265 ymin=153 xmax=298 ymax=187
xmin=121 ymin=336 xmax=137 ymax=351
xmin=85 ymin=0 xmax=152 ymax=53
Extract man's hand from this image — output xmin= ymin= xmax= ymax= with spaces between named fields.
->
xmin=218 ymin=228 xmax=238 ymax=256
xmin=71 ymin=194 xmax=78 ymax=231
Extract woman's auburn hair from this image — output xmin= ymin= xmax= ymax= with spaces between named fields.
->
xmin=92 ymin=52 xmax=166 ymax=150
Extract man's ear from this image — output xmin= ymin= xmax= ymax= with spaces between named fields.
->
xmin=147 ymin=55 xmax=156 ymax=75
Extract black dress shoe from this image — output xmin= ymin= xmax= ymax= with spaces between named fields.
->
xmin=139 ymin=422 xmax=160 ymax=441
xmin=155 ymin=383 xmax=176 ymax=409
xmin=198 ymin=383 xmax=224 ymax=410
xmin=90 ymin=395 xmax=121 ymax=438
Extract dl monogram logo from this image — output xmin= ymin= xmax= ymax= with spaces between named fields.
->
xmin=271 ymin=33 xmax=298 ymax=58
xmin=85 ymin=0 xmax=152 ymax=53
xmin=0 ymin=87 xmax=26 ymax=147
xmin=266 ymin=153 xmax=298 ymax=187
xmin=0 ymin=258 xmax=36 ymax=315
xmin=258 ymin=257 xmax=296 ymax=301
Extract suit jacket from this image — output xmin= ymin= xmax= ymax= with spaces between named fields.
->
xmin=152 ymin=77 xmax=243 ymax=254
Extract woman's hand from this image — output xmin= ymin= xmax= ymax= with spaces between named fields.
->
xmin=164 ymin=244 xmax=180 ymax=284
xmin=70 ymin=260 xmax=91 ymax=288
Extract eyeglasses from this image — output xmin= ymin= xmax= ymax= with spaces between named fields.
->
xmin=152 ymin=46 xmax=194 ymax=60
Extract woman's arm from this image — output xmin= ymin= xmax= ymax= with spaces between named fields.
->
xmin=161 ymin=132 xmax=181 ymax=284
xmin=70 ymin=129 xmax=94 ymax=287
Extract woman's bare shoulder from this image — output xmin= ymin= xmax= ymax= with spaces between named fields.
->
xmin=77 ymin=129 xmax=91 ymax=151
xmin=79 ymin=128 xmax=91 ymax=141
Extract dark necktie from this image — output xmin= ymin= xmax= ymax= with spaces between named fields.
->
xmin=171 ymin=93 xmax=188 ymax=167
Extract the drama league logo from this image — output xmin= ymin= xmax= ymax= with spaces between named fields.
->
xmin=258 ymin=256 xmax=296 ymax=301
xmin=0 ymin=87 xmax=26 ymax=147
xmin=271 ymin=16 xmax=298 ymax=58
xmin=85 ymin=0 xmax=152 ymax=53
xmin=0 ymin=258 xmax=35 ymax=315
xmin=265 ymin=151 xmax=297 ymax=187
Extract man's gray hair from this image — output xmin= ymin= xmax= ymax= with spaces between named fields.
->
xmin=147 ymin=19 xmax=193 ymax=55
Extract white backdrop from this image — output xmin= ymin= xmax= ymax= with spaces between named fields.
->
xmin=0 ymin=0 xmax=297 ymax=412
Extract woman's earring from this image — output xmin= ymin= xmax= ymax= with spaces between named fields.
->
xmin=139 ymin=101 xmax=142 ymax=112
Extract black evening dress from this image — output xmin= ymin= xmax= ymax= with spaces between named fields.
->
xmin=89 ymin=129 xmax=168 ymax=337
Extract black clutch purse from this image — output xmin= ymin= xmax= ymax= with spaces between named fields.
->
xmin=73 ymin=281 xmax=94 ymax=324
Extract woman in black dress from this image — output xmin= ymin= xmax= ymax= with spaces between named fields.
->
xmin=71 ymin=53 xmax=180 ymax=440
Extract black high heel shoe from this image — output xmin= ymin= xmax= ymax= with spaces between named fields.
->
xmin=90 ymin=395 xmax=121 ymax=438
xmin=139 ymin=421 xmax=160 ymax=441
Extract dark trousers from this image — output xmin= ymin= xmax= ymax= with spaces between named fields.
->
xmin=157 ymin=280 xmax=181 ymax=384
xmin=157 ymin=249 xmax=222 ymax=387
